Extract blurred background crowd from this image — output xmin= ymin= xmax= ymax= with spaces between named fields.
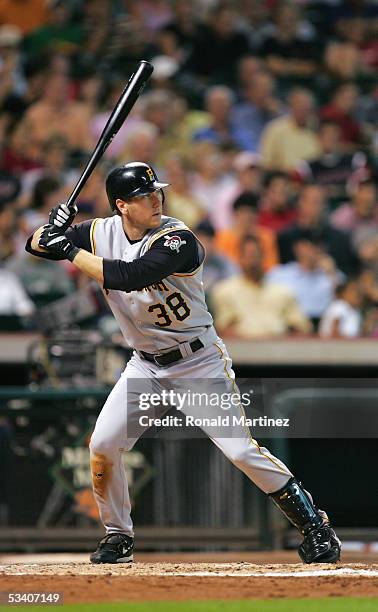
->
xmin=0 ymin=0 xmax=377 ymax=340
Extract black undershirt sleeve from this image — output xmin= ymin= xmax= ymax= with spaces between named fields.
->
xmin=103 ymin=230 xmax=200 ymax=292
xmin=25 ymin=220 xmax=94 ymax=260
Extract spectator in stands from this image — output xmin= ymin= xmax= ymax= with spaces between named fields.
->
xmin=0 ymin=0 xmax=51 ymax=35
xmin=190 ymin=143 xmax=235 ymax=223
xmin=71 ymin=165 xmax=108 ymax=222
xmin=21 ymin=176 xmax=65 ymax=235
xmin=212 ymin=235 xmax=310 ymax=338
xmin=159 ymin=0 xmax=200 ymax=63
xmin=359 ymin=268 xmax=378 ymax=304
xmin=357 ymin=235 xmax=378 ymax=278
xmin=359 ymin=268 xmax=378 ymax=336
xmin=0 ymin=26 xmax=24 ymax=102
xmin=257 ymin=171 xmax=297 ymax=233
xmin=215 ymin=191 xmax=278 ymax=271
xmin=0 ymin=56 xmax=47 ymax=134
xmin=13 ymin=72 xmax=93 ymax=164
xmin=0 ymin=199 xmax=16 ymax=261
xmin=215 ymin=151 xmax=263 ymax=231
xmin=332 ymin=0 xmax=378 ymax=32
xmin=324 ymin=16 xmax=377 ymax=79
xmin=268 ymin=234 xmax=344 ymax=325
xmin=24 ymin=1 xmax=82 ymax=59
xmin=258 ymin=3 xmax=318 ymax=78
xmin=6 ymin=249 xmax=74 ymax=307
xmin=148 ymin=55 xmax=180 ymax=91
xmin=236 ymin=3 xmax=271 ymax=51
xmin=330 ymin=178 xmax=377 ymax=250
xmin=78 ymin=0 xmax=112 ymax=68
xmin=260 ymin=88 xmax=320 ymax=171
xmin=324 ymin=38 xmax=358 ymax=82
xmin=183 ymin=5 xmax=250 ymax=87
xmin=319 ymin=82 xmax=362 ymax=148
xmin=91 ymin=79 xmax=141 ymax=160
xmin=77 ymin=71 xmax=102 ymax=119
xmin=0 ymin=266 xmax=35 ymax=316
xmin=231 ymin=70 xmax=283 ymax=152
xmin=126 ymin=0 xmax=173 ymax=35
xmin=164 ymin=154 xmax=206 ymax=229
xmin=278 ymin=184 xmax=359 ymax=275
xmin=193 ymin=86 xmax=250 ymax=151
xmin=0 ymin=169 xmax=20 ymax=216
xmin=319 ymin=279 xmax=362 ymax=338
xmin=120 ymin=122 xmax=159 ymax=169
xmin=18 ymin=135 xmax=78 ymax=207
xmin=356 ymin=83 xmax=378 ymax=132
xmin=194 ymin=220 xmax=238 ymax=301
xmin=235 ymin=56 xmax=263 ymax=97
xmin=297 ymin=120 xmax=368 ymax=204
xmin=107 ymin=10 xmax=156 ymax=76
xmin=141 ymin=89 xmax=193 ymax=166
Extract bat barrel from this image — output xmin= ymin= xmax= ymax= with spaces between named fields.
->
xmin=66 ymin=61 xmax=154 ymax=210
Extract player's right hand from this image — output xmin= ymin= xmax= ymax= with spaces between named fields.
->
xmin=49 ymin=202 xmax=78 ymax=232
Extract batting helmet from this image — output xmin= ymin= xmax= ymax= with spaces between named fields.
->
xmin=106 ymin=162 xmax=169 ymax=212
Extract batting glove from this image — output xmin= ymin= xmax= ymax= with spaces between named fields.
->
xmin=38 ymin=225 xmax=80 ymax=262
xmin=49 ymin=202 xmax=78 ymax=232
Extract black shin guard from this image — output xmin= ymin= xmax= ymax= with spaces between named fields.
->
xmin=269 ymin=477 xmax=323 ymax=535
xmin=269 ymin=477 xmax=341 ymax=563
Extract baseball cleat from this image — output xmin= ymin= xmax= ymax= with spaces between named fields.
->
xmin=90 ymin=533 xmax=134 ymax=564
xmin=299 ymin=523 xmax=341 ymax=564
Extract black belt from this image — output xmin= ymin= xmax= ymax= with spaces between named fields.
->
xmin=140 ymin=338 xmax=204 ymax=367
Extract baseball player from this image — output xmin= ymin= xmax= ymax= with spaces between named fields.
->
xmin=27 ymin=162 xmax=341 ymax=565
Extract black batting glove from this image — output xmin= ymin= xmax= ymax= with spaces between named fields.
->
xmin=49 ymin=202 xmax=78 ymax=232
xmin=38 ymin=225 xmax=80 ymax=262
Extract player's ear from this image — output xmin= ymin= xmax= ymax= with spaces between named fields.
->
xmin=115 ymin=198 xmax=128 ymax=215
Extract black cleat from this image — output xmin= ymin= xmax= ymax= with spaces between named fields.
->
xmin=90 ymin=533 xmax=134 ymax=564
xmin=299 ymin=523 xmax=341 ymax=564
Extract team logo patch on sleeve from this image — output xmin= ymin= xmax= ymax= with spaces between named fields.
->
xmin=164 ymin=234 xmax=187 ymax=253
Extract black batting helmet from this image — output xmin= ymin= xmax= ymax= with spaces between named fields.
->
xmin=106 ymin=162 xmax=169 ymax=212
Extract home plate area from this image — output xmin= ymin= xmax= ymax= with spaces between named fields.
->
xmin=1 ymin=553 xmax=378 ymax=603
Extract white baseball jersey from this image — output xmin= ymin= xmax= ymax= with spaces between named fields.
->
xmin=90 ymin=214 xmax=214 ymax=352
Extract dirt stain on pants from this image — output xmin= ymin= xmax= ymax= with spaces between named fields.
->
xmin=90 ymin=452 xmax=113 ymax=501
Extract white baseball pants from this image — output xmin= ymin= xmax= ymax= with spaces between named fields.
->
xmin=89 ymin=338 xmax=292 ymax=535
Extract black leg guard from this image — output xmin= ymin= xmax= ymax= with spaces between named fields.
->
xmin=269 ymin=477 xmax=341 ymax=564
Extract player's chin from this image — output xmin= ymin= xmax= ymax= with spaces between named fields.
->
xmin=149 ymin=214 xmax=162 ymax=227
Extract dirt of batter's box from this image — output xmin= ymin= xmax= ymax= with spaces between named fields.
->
xmin=0 ymin=563 xmax=377 ymax=602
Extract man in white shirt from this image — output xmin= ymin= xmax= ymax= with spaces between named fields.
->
xmin=0 ymin=268 xmax=35 ymax=316
xmin=319 ymin=279 xmax=362 ymax=337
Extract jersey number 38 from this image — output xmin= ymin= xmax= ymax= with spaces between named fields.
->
xmin=148 ymin=292 xmax=191 ymax=327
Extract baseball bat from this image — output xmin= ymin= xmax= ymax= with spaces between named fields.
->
xmin=66 ymin=60 xmax=154 ymax=209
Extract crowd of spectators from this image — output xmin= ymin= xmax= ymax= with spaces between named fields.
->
xmin=0 ymin=0 xmax=376 ymax=339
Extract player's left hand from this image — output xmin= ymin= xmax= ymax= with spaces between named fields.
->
xmin=38 ymin=224 xmax=79 ymax=262
xmin=49 ymin=202 xmax=78 ymax=232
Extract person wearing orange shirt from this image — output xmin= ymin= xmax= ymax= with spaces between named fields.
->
xmin=12 ymin=72 xmax=94 ymax=163
xmin=0 ymin=0 xmax=50 ymax=35
xmin=215 ymin=191 xmax=278 ymax=271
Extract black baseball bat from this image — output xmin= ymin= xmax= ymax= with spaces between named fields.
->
xmin=66 ymin=60 xmax=154 ymax=209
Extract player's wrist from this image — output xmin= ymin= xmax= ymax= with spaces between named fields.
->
xmin=66 ymin=245 xmax=80 ymax=262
